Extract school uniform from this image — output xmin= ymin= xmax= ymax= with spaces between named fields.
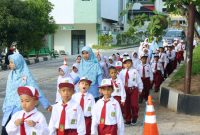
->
xmin=137 ymin=64 xmax=153 ymax=101
xmin=166 ymin=50 xmax=176 ymax=76
xmin=6 ymin=108 xmax=49 ymax=135
xmin=110 ymin=77 xmax=126 ymax=108
xmin=119 ymin=68 xmax=143 ymax=123
xmin=159 ymin=52 xmax=168 ymax=69
xmin=151 ymin=61 xmax=164 ymax=92
xmin=70 ymin=71 xmax=80 ymax=92
xmin=132 ymin=58 xmax=141 ymax=69
xmin=49 ymin=99 xmax=86 ymax=135
xmin=91 ymin=97 xmax=124 ymax=135
xmin=72 ymin=92 xmax=95 ymax=135
xmin=176 ymin=43 xmax=185 ymax=63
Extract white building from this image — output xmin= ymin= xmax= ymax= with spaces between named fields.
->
xmin=47 ymin=0 xmax=123 ymax=55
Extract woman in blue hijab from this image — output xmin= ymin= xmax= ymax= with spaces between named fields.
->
xmin=79 ymin=46 xmax=103 ymax=101
xmin=1 ymin=53 xmax=51 ymax=134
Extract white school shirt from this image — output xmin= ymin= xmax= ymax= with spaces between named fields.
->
xmin=49 ymin=99 xmax=86 ymax=135
xmin=72 ymin=92 xmax=95 ymax=117
xmin=70 ymin=71 xmax=80 ymax=92
xmin=132 ymin=58 xmax=141 ymax=69
xmin=166 ymin=50 xmax=176 ymax=61
xmin=119 ymin=68 xmax=143 ymax=92
xmin=6 ymin=108 xmax=49 ymax=135
xmin=151 ymin=62 xmax=164 ymax=75
xmin=91 ymin=97 xmax=124 ymax=135
xmin=177 ymin=43 xmax=185 ymax=51
xmin=137 ymin=64 xmax=153 ymax=81
xmin=110 ymin=78 xmax=126 ymax=102
xmin=159 ymin=52 xmax=168 ymax=69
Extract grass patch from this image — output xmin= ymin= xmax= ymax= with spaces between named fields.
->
xmin=170 ymin=46 xmax=200 ymax=84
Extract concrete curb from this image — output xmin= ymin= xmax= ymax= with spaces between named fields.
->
xmin=159 ymin=63 xmax=200 ymax=116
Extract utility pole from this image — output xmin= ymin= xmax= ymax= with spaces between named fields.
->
xmin=184 ymin=3 xmax=195 ymax=94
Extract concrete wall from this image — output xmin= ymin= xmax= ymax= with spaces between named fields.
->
xmin=53 ymin=24 xmax=97 ymax=55
xmin=49 ymin=0 xmax=74 ymax=24
xmin=101 ymin=0 xmax=119 ymax=21
xmin=74 ymin=0 xmax=98 ymax=23
xmin=54 ymin=30 xmax=71 ymax=55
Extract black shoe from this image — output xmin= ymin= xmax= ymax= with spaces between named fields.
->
xmin=131 ymin=119 xmax=137 ymax=126
xmin=124 ymin=121 xmax=131 ymax=126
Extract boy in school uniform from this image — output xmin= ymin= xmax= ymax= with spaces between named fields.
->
xmin=159 ymin=44 xmax=168 ymax=79
xmin=176 ymin=40 xmax=185 ymax=63
xmin=72 ymin=77 xmax=95 ymax=135
xmin=6 ymin=86 xmax=49 ymax=135
xmin=166 ymin=44 xmax=176 ymax=76
xmin=151 ymin=54 xmax=164 ymax=92
xmin=137 ymin=53 xmax=153 ymax=103
xmin=49 ymin=78 xmax=86 ymax=135
xmin=119 ymin=56 xmax=143 ymax=125
xmin=91 ymin=79 xmax=124 ymax=135
xmin=109 ymin=66 xmax=126 ymax=109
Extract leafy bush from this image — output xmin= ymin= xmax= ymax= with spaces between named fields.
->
xmin=98 ymin=34 xmax=113 ymax=46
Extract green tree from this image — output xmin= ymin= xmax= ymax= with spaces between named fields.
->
xmin=0 ymin=0 xmax=57 ymax=56
xmin=165 ymin=0 xmax=200 ymax=94
xmin=147 ymin=13 xmax=168 ymax=42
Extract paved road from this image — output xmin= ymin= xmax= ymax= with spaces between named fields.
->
xmin=0 ymin=47 xmax=200 ymax=135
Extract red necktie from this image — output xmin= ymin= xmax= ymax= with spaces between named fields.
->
xmin=20 ymin=112 xmax=35 ymax=135
xmin=58 ymin=104 xmax=67 ymax=135
xmin=125 ymin=69 xmax=129 ymax=87
xmin=143 ymin=65 xmax=145 ymax=78
xmin=112 ymin=80 xmax=118 ymax=88
xmin=20 ymin=113 xmax=26 ymax=135
xmin=155 ymin=62 xmax=157 ymax=71
xmin=80 ymin=94 xmax=84 ymax=110
xmin=99 ymin=100 xmax=109 ymax=129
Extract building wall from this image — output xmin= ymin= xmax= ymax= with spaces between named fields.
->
xmin=54 ymin=30 xmax=71 ymax=55
xmin=49 ymin=0 xmax=74 ymax=24
xmin=101 ymin=0 xmax=119 ymax=21
xmin=53 ymin=24 xmax=97 ymax=55
xmin=155 ymin=0 xmax=165 ymax=13
xmin=74 ymin=0 xmax=98 ymax=24
xmin=73 ymin=24 xmax=98 ymax=47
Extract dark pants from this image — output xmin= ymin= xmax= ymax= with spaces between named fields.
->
xmin=166 ymin=60 xmax=174 ymax=76
xmin=57 ymin=129 xmax=77 ymax=135
xmin=1 ymin=115 xmax=11 ymax=135
xmin=123 ymin=87 xmax=139 ymax=122
xmin=85 ymin=117 xmax=92 ymax=135
xmin=141 ymin=77 xmax=151 ymax=101
xmin=153 ymin=71 xmax=163 ymax=92
xmin=98 ymin=124 xmax=117 ymax=135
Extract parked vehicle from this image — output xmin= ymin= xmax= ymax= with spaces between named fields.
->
xmin=163 ymin=29 xmax=186 ymax=44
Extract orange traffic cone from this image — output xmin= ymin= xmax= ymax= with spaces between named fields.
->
xmin=143 ymin=95 xmax=159 ymax=135
xmin=63 ymin=57 xmax=67 ymax=65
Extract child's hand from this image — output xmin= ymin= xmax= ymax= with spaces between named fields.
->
xmin=121 ymin=102 xmax=125 ymax=106
xmin=25 ymin=120 xmax=36 ymax=127
xmin=47 ymin=105 xmax=52 ymax=112
xmin=14 ymin=119 xmax=23 ymax=126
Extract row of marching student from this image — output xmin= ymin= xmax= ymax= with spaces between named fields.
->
xmin=2 ymin=37 xmax=185 ymax=135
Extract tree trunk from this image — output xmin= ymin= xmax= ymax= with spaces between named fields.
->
xmin=184 ymin=4 xmax=195 ymax=94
